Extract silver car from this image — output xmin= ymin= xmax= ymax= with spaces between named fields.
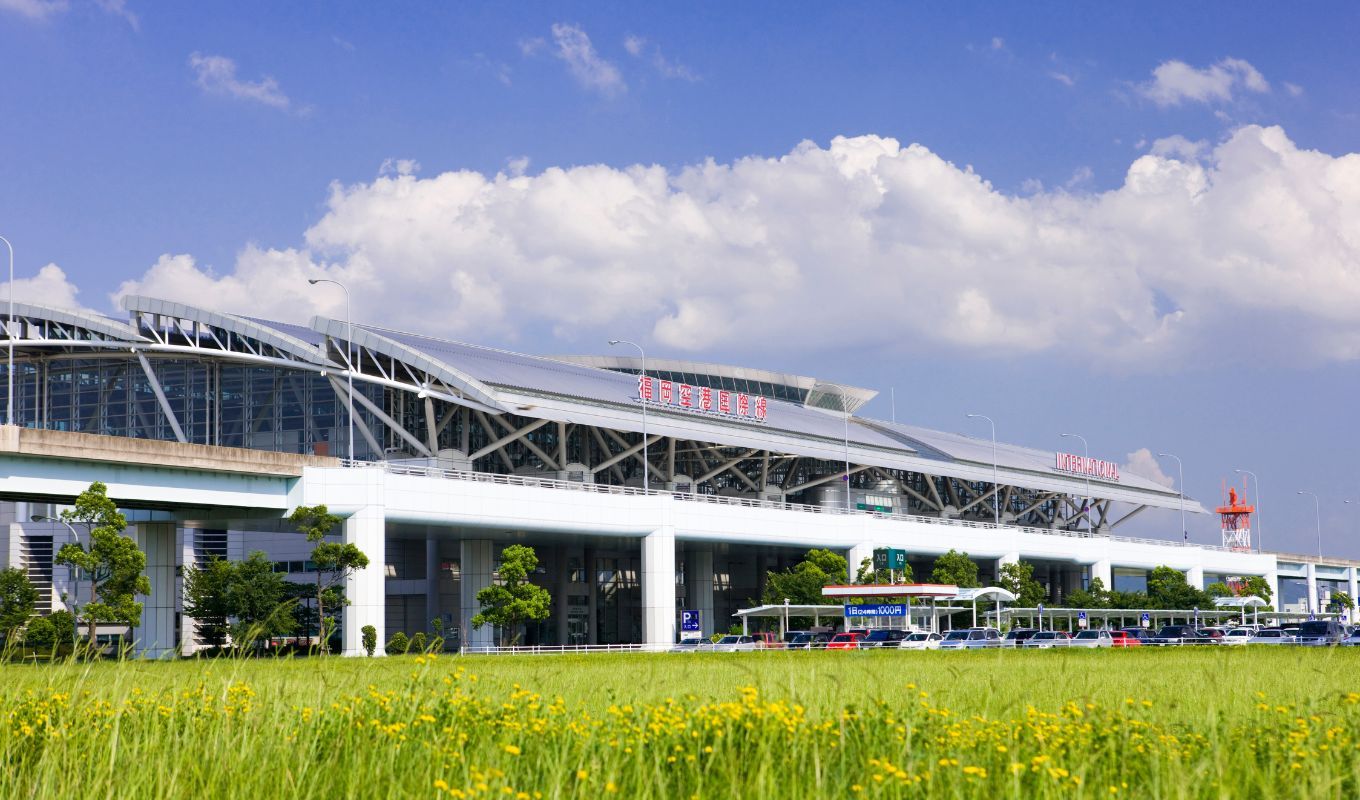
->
xmin=938 ymin=628 xmax=1002 ymax=650
xmin=1220 ymin=628 xmax=1253 ymax=646
xmin=1247 ymin=628 xmax=1293 ymax=645
xmin=1021 ymin=631 xmax=1071 ymax=649
xmin=1069 ymin=630 xmax=1113 ymax=648
xmin=711 ymin=635 xmax=758 ymax=652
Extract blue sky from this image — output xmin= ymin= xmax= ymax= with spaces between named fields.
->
xmin=3 ymin=2 xmax=1359 ymax=555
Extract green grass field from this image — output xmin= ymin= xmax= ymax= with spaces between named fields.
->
xmin=2 ymin=649 xmax=1358 ymax=798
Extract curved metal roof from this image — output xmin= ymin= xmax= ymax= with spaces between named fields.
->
xmin=5 ymin=301 xmax=144 ymax=342
xmin=121 ymin=296 xmax=327 ymax=364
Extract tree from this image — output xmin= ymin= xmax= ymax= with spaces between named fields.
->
xmin=183 ymin=556 xmax=235 ymax=649
xmin=855 ymin=557 xmax=911 ymax=585
xmin=471 ymin=545 xmax=552 ymax=646
xmin=930 ymin=550 xmax=979 ymax=588
xmin=1205 ymin=582 xmax=1233 ymax=599
xmin=1066 ymin=577 xmax=1111 ymax=609
xmin=1240 ymin=576 xmax=1273 ymax=606
xmin=997 ymin=561 xmax=1046 ymax=608
xmin=23 ymin=616 xmax=56 ymax=654
xmin=54 ymin=482 xmax=150 ymax=647
xmin=228 ymin=552 xmax=297 ymax=649
xmin=361 ymin=625 xmax=377 ymax=657
xmin=1327 ymin=592 xmax=1354 ymax=614
xmin=762 ymin=549 xmax=848 ymax=606
xmin=289 ymin=505 xmax=368 ymax=652
xmin=0 ymin=568 xmax=39 ymax=645
xmin=1146 ymin=566 xmax=1210 ymax=610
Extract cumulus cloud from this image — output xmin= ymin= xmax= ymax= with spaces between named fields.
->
xmin=3 ymin=263 xmax=87 ymax=311
xmin=1138 ymin=57 xmax=1269 ymax=107
xmin=188 ymin=52 xmax=291 ymax=110
xmin=108 ymin=125 xmax=1360 ymax=370
xmin=549 ymin=23 xmax=624 ymax=96
xmin=1149 ymin=135 xmax=1208 ymax=161
xmin=1121 ymin=448 xmax=1176 ymax=489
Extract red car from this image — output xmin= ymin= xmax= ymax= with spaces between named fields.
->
xmin=1109 ymin=630 xmax=1142 ymax=648
xmin=826 ymin=632 xmax=864 ymax=650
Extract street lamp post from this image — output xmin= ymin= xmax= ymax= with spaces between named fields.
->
xmin=1158 ymin=452 xmax=1186 ymax=542
xmin=32 ymin=513 xmax=86 ymax=629
xmin=308 ymin=279 xmax=354 ymax=461
xmin=3 ymin=234 xmax=14 ymax=427
xmin=1298 ymin=490 xmax=1322 ymax=559
xmin=1059 ymin=433 xmax=1090 ymax=530
xmin=819 ymin=382 xmax=855 ymax=513
xmin=608 ymin=340 xmax=648 ymax=490
xmin=966 ymin=413 xmax=1000 ymax=525
xmin=1233 ymin=469 xmax=1264 ymax=553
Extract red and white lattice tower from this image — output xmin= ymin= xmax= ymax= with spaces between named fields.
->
xmin=1217 ymin=483 xmax=1254 ymax=552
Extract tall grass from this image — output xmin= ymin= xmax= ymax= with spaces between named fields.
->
xmin=1 ymin=649 xmax=1357 ymax=798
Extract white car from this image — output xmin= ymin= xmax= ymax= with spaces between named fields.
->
xmin=1022 ymin=631 xmax=1072 ymax=649
xmin=1069 ymin=630 xmax=1113 ymax=648
xmin=1247 ymin=628 xmax=1293 ymax=645
xmin=898 ymin=631 xmax=943 ymax=650
xmin=1220 ymin=628 xmax=1253 ymax=646
xmin=938 ymin=628 xmax=1003 ymax=650
xmin=1340 ymin=630 xmax=1360 ymax=647
xmin=711 ymin=635 xmax=758 ymax=652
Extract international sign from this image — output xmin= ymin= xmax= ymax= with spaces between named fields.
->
xmin=680 ymin=610 xmax=701 ymax=632
xmin=1054 ymin=452 xmax=1121 ymax=482
xmin=638 ymin=375 xmax=768 ymax=423
xmin=1077 ymin=611 xmax=1088 ymax=629
xmin=844 ymin=604 xmax=907 ymax=617
xmin=1140 ymin=612 xmax=1150 ymax=628
xmin=872 ymin=548 xmax=907 ymax=571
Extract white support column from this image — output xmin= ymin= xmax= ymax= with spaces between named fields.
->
xmin=847 ymin=542 xmax=876 ymax=582
xmin=1305 ymin=564 xmax=1318 ymax=615
xmin=342 ymin=505 xmax=385 ymax=656
xmin=179 ymin=530 xmax=197 ymax=656
xmin=1089 ymin=559 xmax=1112 ymax=588
xmin=687 ymin=547 xmax=715 ymax=638
xmin=1185 ymin=566 xmax=1205 ymax=591
xmin=132 ymin=523 xmax=177 ymax=659
xmin=1348 ymin=568 xmax=1358 ymax=621
xmin=460 ymin=539 xmax=495 ymax=650
xmin=424 ymin=536 xmax=440 ymax=636
xmin=642 ymin=526 xmax=677 ymax=649
xmin=1264 ymin=569 xmax=1280 ymax=613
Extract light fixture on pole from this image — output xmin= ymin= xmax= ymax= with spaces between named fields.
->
xmin=1298 ymin=490 xmax=1322 ymax=560
xmin=1059 ymin=432 xmax=1090 ymax=530
xmin=608 ymin=339 xmax=648 ymax=491
xmin=1233 ymin=468 xmax=1264 ymax=553
xmin=308 ymin=279 xmax=354 ymax=461
xmin=2 ymin=234 xmax=13 ymax=427
xmin=1158 ymin=452 xmax=1186 ymax=542
xmin=819 ymin=382 xmax=855 ymax=513
xmin=967 ymin=413 xmax=1000 ymax=525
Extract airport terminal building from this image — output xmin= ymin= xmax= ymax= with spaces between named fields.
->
xmin=0 ymin=296 xmax=1355 ymax=655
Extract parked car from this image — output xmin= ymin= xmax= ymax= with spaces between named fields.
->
xmin=787 ymin=631 xmax=833 ymax=650
xmin=1247 ymin=628 xmax=1293 ymax=645
xmin=670 ymin=639 xmax=711 ymax=653
xmin=1148 ymin=625 xmax=1213 ymax=646
xmin=1021 ymin=630 xmax=1071 ymax=649
xmin=1109 ymin=630 xmax=1141 ymax=648
xmin=750 ymin=632 xmax=785 ymax=649
xmin=1002 ymin=628 xmax=1040 ymax=648
xmin=1070 ymin=630 xmax=1114 ymax=648
xmin=939 ymin=627 xmax=1003 ymax=650
xmin=826 ymin=632 xmax=864 ymax=650
xmin=1296 ymin=620 xmax=1346 ymax=646
xmin=859 ymin=629 xmax=910 ymax=648
xmin=712 ymin=635 xmax=759 ymax=652
xmin=898 ymin=631 xmax=944 ymax=650
xmin=1220 ymin=628 xmax=1254 ymax=645
xmin=1339 ymin=629 xmax=1360 ymax=647
xmin=1117 ymin=628 xmax=1155 ymax=644
xmin=1198 ymin=628 xmax=1226 ymax=644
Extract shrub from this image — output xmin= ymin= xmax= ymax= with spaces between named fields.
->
xmin=385 ymin=631 xmax=410 ymax=655
xmin=24 ymin=616 xmax=56 ymax=650
xmin=410 ymin=632 xmax=428 ymax=653
xmin=361 ymin=625 xmax=377 ymax=657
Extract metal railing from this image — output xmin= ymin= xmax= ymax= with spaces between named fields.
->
xmin=339 ymin=459 xmax=1235 ymax=553
xmin=459 ymin=643 xmax=650 ymax=656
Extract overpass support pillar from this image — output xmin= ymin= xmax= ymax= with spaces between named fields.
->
xmin=460 ymin=540 xmax=496 ymax=650
xmin=133 ymin=523 xmax=177 ymax=659
xmin=425 ymin=536 xmax=440 ymax=638
xmin=1089 ymin=560 xmax=1112 ymax=589
xmin=642 ymin=526 xmax=676 ymax=649
xmin=686 ymin=546 xmax=714 ymax=638
xmin=1186 ymin=566 xmax=1205 ymax=591
xmin=342 ymin=505 xmax=386 ymax=656
xmin=1349 ymin=568 xmax=1358 ymax=621
xmin=1305 ymin=564 xmax=1319 ymax=614
xmin=1264 ymin=569 xmax=1280 ymax=613
xmin=848 ymin=543 xmax=876 ymax=582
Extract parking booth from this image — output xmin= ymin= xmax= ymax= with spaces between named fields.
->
xmin=1213 ymin=595 xmax=1269 ymax=626
xmin=821 ymin=583 xmax=961 ymax=632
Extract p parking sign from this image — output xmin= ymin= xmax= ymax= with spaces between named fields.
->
xmin=680 ymin=610 xmax=701 ymax=640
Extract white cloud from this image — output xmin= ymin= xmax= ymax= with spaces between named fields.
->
xmin=549 ymin=23 xmax=624 ymax=96
xmin=1064 ymin=166 xmax=1094 ymax=189
xmin=1149 ymin=135 xmax=1208 ymax=161
xmin=378 ymin=158 xmax=421 ymax=177
xmin=991 ymin=36 xmax=1005 ymax=50
xmin=93 ymin=0 xmax=136 ymax=30
xmin=109 ymin=125 xmax=1360 ymax=370
xmin=188 ymin=52 xmax=291 ymax=110
xmin=1137 ymin=57 xmax=1270 ymax=107
xmin=1121 ymin=448 xmax=1176 ymax=489
xmin=2 ymin=263 xmax=87 ymax=310
xmin=1283 ymin=81 xmax=1304 ymax=97
xmin=1048 ymin=71 xmax=1075 ymax=87
xmin=0 ymin=0 xmax=67 ymax=20
xmin=518 ymin=37 xmax=546 ymax=57
xmin=622 ymin=34 xmax=697 ymax=81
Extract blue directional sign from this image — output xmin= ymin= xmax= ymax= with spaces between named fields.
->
xmin=680 ymin=610 xmax=701 ymax=632
xmin=844 ymin=604 xmax=908 ymax=617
